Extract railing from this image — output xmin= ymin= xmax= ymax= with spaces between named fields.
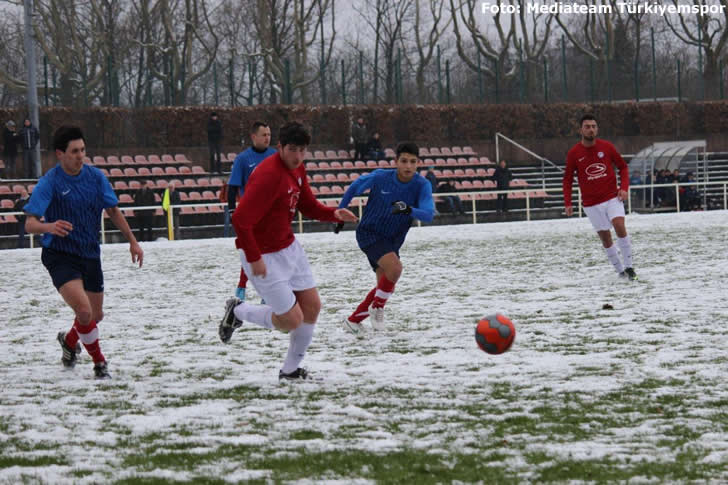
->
xmin=3 ymin=181 xmax=727 ymax=248
xmin=495 ymin=132 xmax=564 ymax=191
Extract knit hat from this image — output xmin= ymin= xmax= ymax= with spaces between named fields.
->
xmin=6 ymin=120 xmax=15 ymax=128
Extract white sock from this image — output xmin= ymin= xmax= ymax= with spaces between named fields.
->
xmin=617 ymin=236 xmax=633 ymax=269
xmin=605 ymin=244 xmax=624 ymax=274
xmin=281 ymin=322 xmax=315 ymax=374
xmin=233 ymin=302 xmax=274 ymax=330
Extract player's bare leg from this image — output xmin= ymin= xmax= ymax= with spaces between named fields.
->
xmin=274 ymin=289 xmax=319 ymax=380
xmin=369 ymin=253 xmax=401 ymax=330
xmin=58 ymin=280 xmax=109 ymax=378
xmin=612 ymin=216 xmax=636 ymax=280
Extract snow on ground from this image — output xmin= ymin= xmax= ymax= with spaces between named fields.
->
xmin=1 ymin=211 xmax=727 ymax=483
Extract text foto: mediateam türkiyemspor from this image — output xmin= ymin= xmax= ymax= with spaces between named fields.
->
xmin=481 ymin=2 xmax=727 ymax=15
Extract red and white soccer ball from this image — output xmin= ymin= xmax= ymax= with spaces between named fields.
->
xmin=475 ymin=313 xmax=516 ymax=355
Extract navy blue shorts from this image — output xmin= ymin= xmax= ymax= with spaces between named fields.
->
xmin=41 ymin=247 xmax=104 ymax=293
xmin=361 ymin=239 xmax=401 ymax=271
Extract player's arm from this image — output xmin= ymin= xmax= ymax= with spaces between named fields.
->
xmin=612 ymin=145 xmax=630 ymax=200
xmin=232 ymin=170 xmax=278 ymax=264
xmin=338 ymin=171 xmax=378 ymax=209
xmin=22 ymin=176 xmax=72 ymax=236
xmin=562 ymin=152 xmax=577 ymax=216
xmin=407 ymin=181 xmax=435 ymax=223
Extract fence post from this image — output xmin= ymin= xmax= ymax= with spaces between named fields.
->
xmin=578 ymin=190 xmax=583 ymax=218
xmin=526 ymin=192 xmax=531 ymax=221
xmin=724 ymin=182 xmax=727 ymax=210
xmin=298 ymin=211 xmax=303 ymax=234
xmin=651 ymin=27 xmax=657 ymax=101
xmin=628 ymin=187 xmax=632 ymax=214
xmin=101 ymin=214 xmax=106 ymax=244
xmin=471 ymin=198 xmax=477 ymax=224
xmin=675 ymin=183 xmax=680 ymax=212
xmin=30 ymin=232 xmax=34 ymax=248
xmin=698 ymin=23 xmax=704 ymax=99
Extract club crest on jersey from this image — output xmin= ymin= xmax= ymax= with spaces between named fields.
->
xmin=598 ymin=151 xmax=604 ymax=158
xmin=298 ymin=177 xmax=302 ymax=186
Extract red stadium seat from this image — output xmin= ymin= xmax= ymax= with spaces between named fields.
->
xmin=319 ymin=186 xmax=332 ymax=194
xmin=483 ymin=180 xmax=496 ymax=189
xmin=458 ymin=158 xmax=469 ymax=166
xmin=304 ymin=151 xmax=314 ymax=160
xmin=165 ymin=167 xmax=179 ymax=175
xmin=325 ymin=174 xmax=337 ymax=182
xmin=4 ymin=214 xmax=18 ymax=223
xmin=175 ymin=154 xmax=189 ymax=162
xmin=124 ymin=168 xmax=137 ymax=177
xmin=441 ymin=147 xmax=453 ymax=156
xmin=179 ymin=166 xmax=192 ymax=174
xmin=119 ymin=194 xmax=134 ymax=204
xmin=194 ymin=206 xmax=208 ymax=214
xmin=337 ymin=173 xmax=349 ymax=182
xmin=453 ymin=169 xmax=465 ymax=177
xmin=129 ymin=181 xmax=141 ymax=189
xmin=156 ymin=180 xmax=168 ymax=189
xmin=452 ymin=147 xmax=464 ymax=155
xmin=27 ymin=184 xmax=36 ymax=193
xmin=114 ymin=181 xmax=128 ymax=190
xmin=337 ymin=150 xmax=351 ymax=159
xmin=442 ymin=169 xmax=454 ymax=178
xmin=472 ymin=180 xmax=484 ymax=189
xmin=465 ymin=168 xmax=476 ymax=177
xmin=325 ymin=150 xmax=337 ymax=160
xmin=107 ymin=156 xmax=120 ymax=165
xmin=138 ymin=167 xmax=151 ymax=176
xmin=476 ymin=168 xmax=489 ymax=177
xmin=148 ymin=155 xmax=161 ymax=164
xmin=429 ymin=147 xmax=441 ymax=156
xmin=183 ymin=179 xmax=197 ymax=187
xmin=312 ymin=174 xmax=325 ymax=182
xmin=435 ymin=158 xmax=447 ymax=166
xmin=461 ymin=180 xmax=473 ymax=189
xmin=331 ymin=185 xmax=344 ymax=194
xmin=121 ymin=155 xmax=134 ymax=165
xmin=134 ymin=155 xmax=148 ymax=164
xmin=350 ymin=173 xmax=360 ymax=181
xmin=366 ymin=161 xmax=377 ymax=168
xmin=181 ymin=206 xmax=194 ymax=214
xmin=188 ymin=191 xmax=202 ymax=200
xmin=342 ymin=161 xmax=354 ymax=169
xmin=463 ymin=146 xmax=475 ymax=155
xmin=378 ymin=160 xmax=389 ymax=168
xmin=318 ymin=162 xmax=330 ymax=170
xmin=313 ymin=150 xmax=326 ymax=160
xmin=178 ymin=192 xmax=189 ymax=201
xmin=210 ymin=177 xmax=223 ymax=187
xmin=419 ymin=147 xmax=430 ymax=157
xmin=100 ymin=169 xmax=110 ymax=177
xmin=209 ymin=205 xmax=223 ymax=213
xmin=354 ymin=161 xmax=366 ymax=168
xmin=385 ymin=148 xmax=395 ymax=158
xmin=305 ymin=162 xmax=317 ymax=170
xmin=330 ymin=161 xmax=342 ymax=169
xmin=109 ymin=168 xmax=123 ymax=177
xmin=202 ymin=190 xmax=217 ymax=200
xmin=468 ymin=157 xmax=480 ymax=165
xmin=12 ymin=184 xmax=25 ymax=193
xmin=323 ymin=198 xmax=339 ymax=207
xmin=151 ymin=167 xmax=164 ymax=176
xmin=480 ymin=157 xmax=493 ymax=165
xmin=1 ymin=199 xmax=14 ymax=208
xmin=197 ymin=178 xmax=210 ymax=187
xmin=446 ymin=158 xmax=458 ymax=166
xmin=311 ymin=186 xmax=319 ymax=195
xmin=161 ymin=154 xmax=174 ymax=163
xmin=192 ymin=166 xmax=206 ymax=174
xmin=93 ymin=156 xmax=106 ymax=165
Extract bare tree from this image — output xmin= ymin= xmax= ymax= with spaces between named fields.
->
xmin=411 ymin=0 xmax=452 ymax=103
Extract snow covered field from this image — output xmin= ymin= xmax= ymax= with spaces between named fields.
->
xmin=1 ymin=211 xmax=727 ymax=483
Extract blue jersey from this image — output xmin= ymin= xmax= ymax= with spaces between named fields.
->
xmin=339 ymin=169 xmax=434 ymax=248
xmin=24 ymin=164 xmax=118 ymax=259
xmin=229 ymin=147 xmax=277 ymax=195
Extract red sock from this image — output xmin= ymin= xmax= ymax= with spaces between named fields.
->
xmin=348 ymin=287 xmax=376 ymax=323
xmin=64 ymin=323 xmax=80 ymax=348
xmin=74 ymin=320 xmax=105 ymax=364
xmin=238 ymin=268 xmax=248 ymax=289
xmin=371 ymin=275 xmax=396 ymax=309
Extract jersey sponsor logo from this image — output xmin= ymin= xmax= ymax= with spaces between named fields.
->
xmin=585 ymin=162 xmax=608 ymax=180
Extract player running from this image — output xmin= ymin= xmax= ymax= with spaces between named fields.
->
xmin=337 ymin=142 xmax=435 ymax=333
xmin=218 ymin=122 xmax=357 ymax=380
xmin=24 ymin=126 xmax=144 ymax=379
xmin=226 ymin=121 xmax=276 ymax=304
xmin=563 ymin=114 xmax=637 ymax=280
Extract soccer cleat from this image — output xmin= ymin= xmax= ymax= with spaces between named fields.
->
xmin=624 ymin=267 xmax=638 ymax=281
xmin=93 ymin=361 xmax=111 ymax=379
xmin=369 ymin=304 xmax=385 ymax=331
xmin=279 ymin=368 xmax=309 ymax=380
xmin=219 ymin=298 xmax=243 ymax=344
xmin=343 ymin=319 xmax=365 ymax=335
xmin=618 ymin=271 xmax=627 ymax=279
xmin=57 ymin=331 xmax=78 ymax=368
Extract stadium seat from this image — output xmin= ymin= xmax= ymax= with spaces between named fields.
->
xmin=311 ymin=186 xmax=319 ymax=195
xmin=4 ymin=214 xmax=18 ymax=223
xmin=325 ymin=150 xmax=337 ymax=160
xmin=446 ymin=158 xmax=458 ymax=166
xmin=156 ymin=180 xmax=168 ymax=189
xmin=304 ymin=151 xmax=314 ymax=160
xmin=472 ymin=180 xmax=485 ymax=189
xmin=129 ymin=181 xmax=141 ymax=189
xmin=137 ymin=167 xmax=152 ymax=177
xmin=487 ymin=168 xmax=495 ymax=176
xmin=318 ymin=162 xmax=330 ymax=170
xmin=314 ymin=150 xmax=326 ymax=160
xmin=180 ymin=206 xmax=194 ymax=214
xmin=119 ymin=194 xmax=134 ymax=204
xmin=419 ymin=147 xmax=430 ymax=157
xmin=468 ymin=157 xmax=480 ymax=165
xmin=441 ymin=147 xmax=453 ymax=156
xmin=114 ymin=181 xmax=128 ymax=190
xmin=12 ymin=184 xmax=25 ymax=193
xmin=337 ymin=150 xmax=350 ymax=159
xmin=429 ymin=147 xmax=441 ymax=156
xmin=452 ymin=147 xmax=464 ymax=155
xmin=453 ymin=169 xmax=465 ymax=177
xmin=1 ymin=199 xmax=14 ymax=208
xmin=342 ymin=161 xmax=354 ymax=169
xmin=476 ymin=168 xmax=489 ymax=177
xmin=480 ymin=157 xmax=493 ymax=165
xmin=197 ymin=178 xmax=210 ymax=187
xmin=161 ymin=154 xmax=174 ymax=163
xmin=27 ymin=184 xmax=36 ymax=193
xmin=123 ymin=168 xmax=137 ymax=177
xmin=478 ymin=192 xmax=496 ymax=200
xmin=107 ymin=156 xmax=120 ymax=165
xmin=148 ymin=155 xmax=161 ymax=164
xmin=188 ymin=191 xmax=202 ymax=200
xmin=192 ymin=166 xmax=206 ymax=174
xmin=194 ymin=206 xmax=208 ymax=214
xmin=168 ymin=179 xmax=183 ymax=188
xmin=330 ymin=161 xmax=342 ymax=169
xmin=442 ymin=169 xmax=454 ymax=178
xmin=463 ymin=146 xmax=475 ymax=155
xmin=121 ymin=155 xmax=134 ymax=165
xmin=385 ymin=148 xmax=395 ymax=158
xmin=337 ymin=173 xmax=349 ymax=182
xmin=134 ymin=155 xmax=148 ymax=164
xmin=227 ymin=153 xmax=236 ymax=161
xmin=306 ymin=162 xmax=318 ymax=171
xmin=453 ymin=181 xmax=463 ymax=190
xmin=465 ymin=168 xmax=476 ymax=177
xmin=165 ymin=167 xmax=179 ymax=175
xmin=109 ymin=168 xmax=123 ymax=177
xmin=331 ymin=185 xmax=344 ymax=195
xmin=209 ymin=205 xmax=223 ymax=213
xmin=202 ymin=190 xmax=217 ymax=200
xmin=458 ymin=158 xmax=469 ymax=166
xmin=178 ymin=192 xmax=189 ymax=201
xmin=325 ymin=174 xmax=337 ymax=182
xmin=354 ymin=161 xmax=366 ymax=168
xmin=319 ymin=186 xmax=332 ymax=194
xmin=306 ymin=175 xmax=312 ymax=183
xmin=433 ymin=169 xmax=442 ymax=177
xmin=100 ymin=169 xmax=110 ymax=177
xmin=378 ymin=160 xmax=389 ymax=168
xmin=179 ymin=166 xmax=192 ymax=175
xmin=93 ymin=156 xmax=106 ymax=165
xmin=461 ymin=180 xmax=473 ymax=189
xmin=435 ymin=158 xmax=447 ymax=166
xmin=350 ymin=173 xmax=360 ymax=181
xmin=312 ymin=174 xmax=325 ymax=182
xmin=366 ymin=161 xmax=377 ymax=168
xmin=175 ymin=154 xmax=189 ymax=162
xmin=181 ymin=179 xmax=195 ymax=188
xmin=151 ymin=167 xmax=164 ymax=176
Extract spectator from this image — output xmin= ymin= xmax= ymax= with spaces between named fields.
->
xmin=133 ymin=180 xmax=156 ymax=241
xmin=423 ymin=166 xmax=438 ymax=193
xmin=19 ymin=118 xmax=39 ymax=178
xmin=366 ymin=132 xmax=385 ymax=160
xmin=13 ymin=188 xmax=30 ymax=248
xmin=163 ymin=182 xmax=182 ymax=240
xmin=683 ymin=172 xmax=701 ymax=211
xmin=437 ymin=181 xmax=465 ymax=215
xmin=673 ymin=168 xmax=683 ymax=183
xmin=351 ymin=117 xmax=368 ymax=161
xmin=207 ymin=112 xmax=223 ymax=174
xmin=2 ymin=120 xmax=18 ymax=179
xmin=629 ymin=170 xmax=644 ymax=207
xmin=491 ymin=159 xmax=513 ymax=213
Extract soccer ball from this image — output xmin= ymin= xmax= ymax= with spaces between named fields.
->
xmin=475 ymin=313 xmax=516 ymax=355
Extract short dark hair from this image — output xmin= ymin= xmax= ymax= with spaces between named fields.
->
xmin=53 ymin=126 xmax=85 ymax=152
xmin=279 ymin=122 xmax=311 ymax=147
xmin=251 ymin=121 xmax=269 ymax=134
xmin=211 ymin=111 xmax=218 ymax=117
xmin=395 ymin=142 xmax=419 ymax=159
xmin=580 ymin=114 xmax=597 ymax=126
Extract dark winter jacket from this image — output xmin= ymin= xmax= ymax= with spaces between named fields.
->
xmin=3 ymin=127 xmax=18 ymax=157
xmin=19 ymin=124 xmax=39 ymax=150
xmin=133 ymin=187 xmax=156 ymax=212
xmin=491 ymin=166 xmax=513 ymax=189
xmin=207 ymin=118 xmax=223 ymax=143
xmin=351 ymin=122 xmax=368 ymax=144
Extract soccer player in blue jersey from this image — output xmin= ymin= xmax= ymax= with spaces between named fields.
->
xmin=337 ymin=142 xmax=435 ymax=333
xmin=225 ymin=122 xmax=276 ymax=302
xmin=24 ymin=126 xmax=143 ymax=379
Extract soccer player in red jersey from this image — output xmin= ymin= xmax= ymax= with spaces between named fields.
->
xmin=219 ymin=122 xmax=358 ymax=380
xmin=563 ymin=114 xmax=637 ymax=280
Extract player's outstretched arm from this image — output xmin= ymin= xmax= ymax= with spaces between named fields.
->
xmin=25 ymin=215 xmax=73 ymax=237
xmin=105 ymin=206 xmax=144 ymax=267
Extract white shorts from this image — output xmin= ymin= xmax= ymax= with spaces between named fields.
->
xmin=239 ymin=239 xmax=316 ymax=315
xmin=583 ymin=197 xmax=626 ymax=232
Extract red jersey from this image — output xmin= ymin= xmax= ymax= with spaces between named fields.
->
xmin=563 ymin=139 xmax=629 ymax=208
xmin=232 ymin=152 xmax=339 ymax=262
